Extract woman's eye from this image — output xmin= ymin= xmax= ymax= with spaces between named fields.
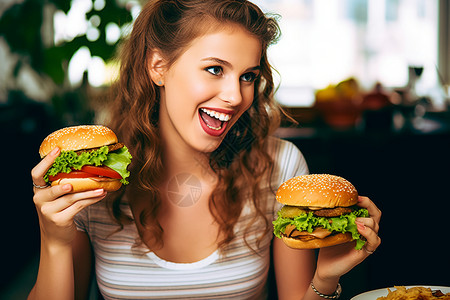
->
xmin=205 ymin=66 xmax=223 ymax=76
xmin=240 ymin=72 xmax=258 ymax=82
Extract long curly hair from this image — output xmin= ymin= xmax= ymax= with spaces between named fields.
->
xmin=107 ymin=0 xmax=282 ymax=251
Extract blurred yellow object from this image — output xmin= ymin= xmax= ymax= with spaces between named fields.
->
xmin=336 ymin=77 xmax=360 ymax=100
xmin=315 ymin=78 xmax=360 ymax=103
xmin=315 ymin=85 xmax=338 ymax=102
xmin=314 ymin=78 xmax=362 ymax=129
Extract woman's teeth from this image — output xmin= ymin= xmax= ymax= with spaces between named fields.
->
xmin=200 ymin=108 xmax=231 ymax=122
xmin=207 ymin=124 xmax=221 ymax=130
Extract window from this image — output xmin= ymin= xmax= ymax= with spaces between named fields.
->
xmin=253 ymin=0 xmax=442 ymax=107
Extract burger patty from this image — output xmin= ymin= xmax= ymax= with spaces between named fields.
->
xmin=106 ymin=142 xmax=124 ymax=152
xmin=76 ymin=142 xmax=124 ymax=155
xmin=283 ymin=224 xmax=333 ymax=241
xmin=312 ymin=206 xmax=353 ymax=217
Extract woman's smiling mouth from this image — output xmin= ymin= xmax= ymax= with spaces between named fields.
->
xmin=199 ymin=108 xmax=233 ymax=136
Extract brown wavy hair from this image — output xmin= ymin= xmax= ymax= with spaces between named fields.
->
xmin=107 ymin=0 xmax=282 ymax=251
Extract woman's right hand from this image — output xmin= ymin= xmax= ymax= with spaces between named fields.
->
xmin=31 ymin=147 xmax=107 ymax=247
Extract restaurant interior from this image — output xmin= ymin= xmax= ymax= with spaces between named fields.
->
xmin=1 ymin=0 xmax=449 ymax=299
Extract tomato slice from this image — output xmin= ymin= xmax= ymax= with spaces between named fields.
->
xmin=48 ymin=171 xmax=94 ymax=182
xmin=48 ymin=166 xmax=122 ymax=182
xmin=80 ymin=165 xmax=122 ymax=179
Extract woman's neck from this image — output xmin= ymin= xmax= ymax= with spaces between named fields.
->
xmin=161 ymin=135 xmax=216 ymax=184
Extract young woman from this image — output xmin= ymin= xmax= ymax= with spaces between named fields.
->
xmin=29 ymin=0 xmax=381 ymax=299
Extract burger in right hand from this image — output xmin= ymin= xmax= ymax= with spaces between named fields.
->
xmin=39 ymin=125 xmax=132 ymax=193
xmin=273 ymin=174 xmax=369 ymax=250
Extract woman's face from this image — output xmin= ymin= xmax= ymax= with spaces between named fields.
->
xmin=157 ymin=25 xmax=262 ymax=154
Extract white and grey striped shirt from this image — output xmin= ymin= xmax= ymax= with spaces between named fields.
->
xmin=75 ymin=137 xmax=309 ymax=299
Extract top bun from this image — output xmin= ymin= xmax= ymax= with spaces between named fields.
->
xmin=39 ymin=125 xmax=118 ymax=158
xmin=276 ymin=174 xmax=358 ymax=208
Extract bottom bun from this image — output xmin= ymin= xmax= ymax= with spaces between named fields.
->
xmin=51 ymin=177 xmax=122 ymax=193
xmin=281 ymin=232 xmax=353 ymax=249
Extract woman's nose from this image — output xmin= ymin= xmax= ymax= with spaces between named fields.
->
xmin=219 ymin=78 xmax=243 ymax=107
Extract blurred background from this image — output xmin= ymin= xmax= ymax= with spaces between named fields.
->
xmin=1 ymin=0 xmax=449 ymax=299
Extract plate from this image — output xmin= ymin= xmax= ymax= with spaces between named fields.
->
xmin=351 ymin=285 xmax=450 ymax=299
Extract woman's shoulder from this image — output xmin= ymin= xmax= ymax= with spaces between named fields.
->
xmin=266 ymin=136 xmax=303 ymax=160
xmin=266 ymin=135 xmax=292 ymax=147
xmin=266 ymin=136 xmax=309 ymax=180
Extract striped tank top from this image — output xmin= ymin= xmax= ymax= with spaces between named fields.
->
xmin=74 ymin=137 xmax=308 ymax=299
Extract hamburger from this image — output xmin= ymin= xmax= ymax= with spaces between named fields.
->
xmin=273 ymin=174 xmax=368 ymax=250
xmin=39 ymin=125 xmax=132 ymax=192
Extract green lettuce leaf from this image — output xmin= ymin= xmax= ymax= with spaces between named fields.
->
xmin=103 ymin=146 xmax=132 ymax=184
xmin=44 ymin=146 xmax=132 ymax=185
xmin=273 ymin=207 xmax=369 ymax=250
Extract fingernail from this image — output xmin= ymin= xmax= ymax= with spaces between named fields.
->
xmin=51 ymin=147 xmax=60 ymax=156
xmin=94 ymin=189 xmax=105 ymax=195
xmin=356 ymin=221 xmax=366 ymax=230
xmin=63 ymin=184 xmax=72 ymax=191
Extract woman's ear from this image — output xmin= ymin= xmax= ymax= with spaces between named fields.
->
xmin=147 ymin=50 xmax=166 ymax=86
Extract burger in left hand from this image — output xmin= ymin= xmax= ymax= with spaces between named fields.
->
xmin=273 ymin=174 xmax=369 ymax=250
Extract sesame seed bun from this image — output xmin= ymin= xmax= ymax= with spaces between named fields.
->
xmin=276 ymin=174 xmax=358 ymax=208
xmin=51 ymin=177 xmax=122 ymax=193
xmin=39 ymin=125 xmax=118 ymax=158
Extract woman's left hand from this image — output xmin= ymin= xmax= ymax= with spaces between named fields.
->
xmin=314 ymin=196 xmax=382 ymax=281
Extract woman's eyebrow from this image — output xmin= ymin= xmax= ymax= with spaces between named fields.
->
xmin=201 ymin=57 xmax=260 ymax=71
xmin=201 ymin=57 xmax=232 ymax=67
xmin=248 ymin=65 xmax=261 ymax=72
